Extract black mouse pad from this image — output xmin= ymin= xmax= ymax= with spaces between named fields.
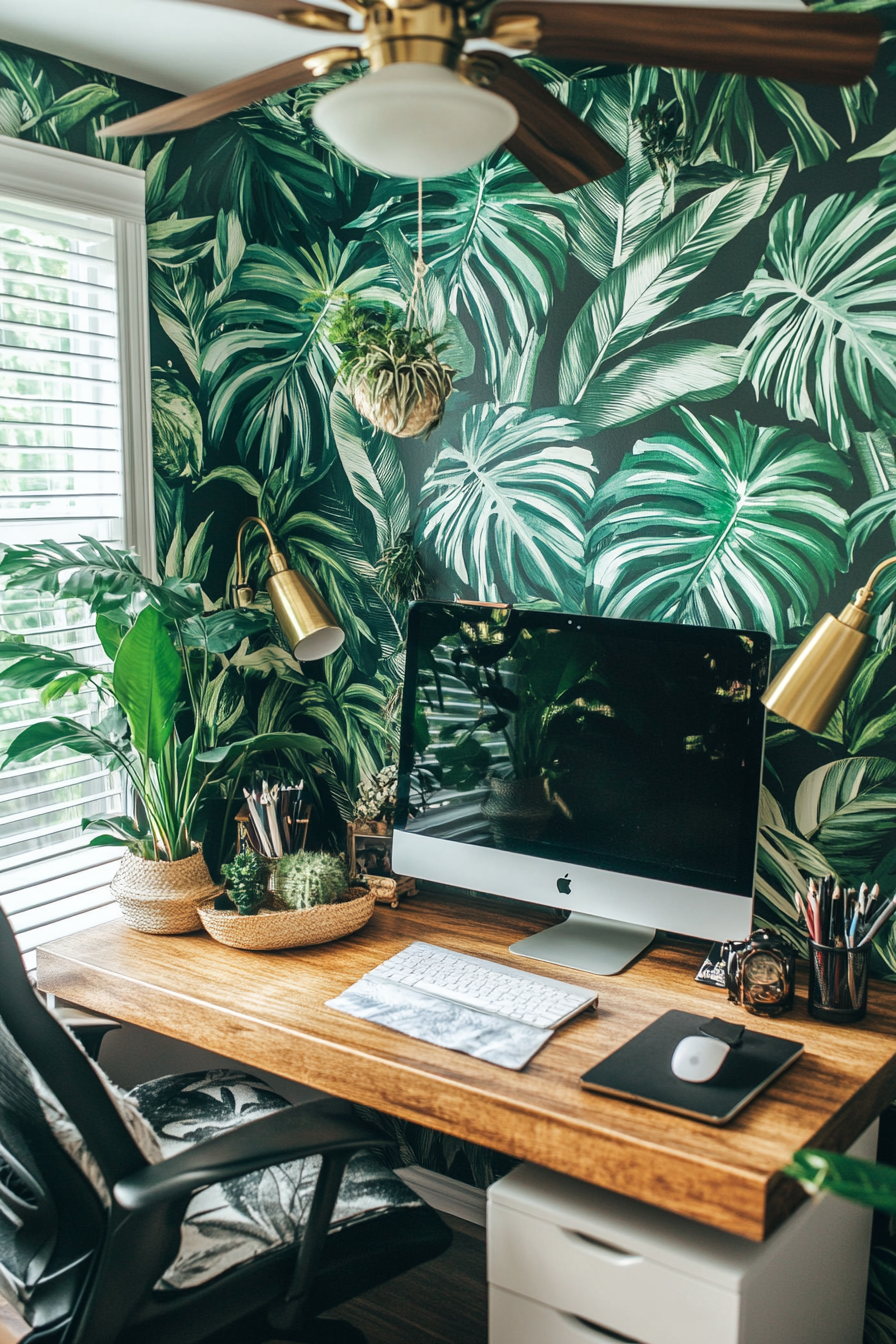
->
xmin=580 ymin=1009 xmax=804 ymax=1125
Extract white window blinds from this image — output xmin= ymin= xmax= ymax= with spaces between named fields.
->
xmin=0 ymin=139 xmax=152 ymax=968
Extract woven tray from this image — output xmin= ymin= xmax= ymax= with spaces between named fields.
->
xmin=112 ymin=847 xmax=224 ymax=935
xmin=198 ymin=889 xmax=376 ymax=951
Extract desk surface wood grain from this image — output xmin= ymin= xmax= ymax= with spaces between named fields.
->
xmin=36 ymin=889 xmax=896 ymax=1241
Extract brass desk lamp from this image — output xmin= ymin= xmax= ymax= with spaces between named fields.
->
xmin=762 ymin=557 xmax=896 ymax=733
xmin=233 ymin=516 xmax=344 ymax=661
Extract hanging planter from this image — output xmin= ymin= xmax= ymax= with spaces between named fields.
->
xmin=330 ymin=179 xmax=455 ymax=439
xmin=330 ymin=299 xmax=454 ymax=439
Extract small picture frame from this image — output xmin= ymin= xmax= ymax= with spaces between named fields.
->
xmin=348 ymin=824 xmax=395 ymax=880
xmin=347 ymin=822 xmax=415 ymax=908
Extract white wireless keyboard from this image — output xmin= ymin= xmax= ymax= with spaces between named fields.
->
xmin=368 ymin=941 xmax=597 ymax=1030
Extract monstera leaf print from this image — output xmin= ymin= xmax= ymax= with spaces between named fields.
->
xmin=559 ymin=150 xmax=791 ymax=432
xmin=794 ymin=756 xmax=896 ymax=885
xmin=204 ymin=234 xmax=395 ymax=474
xmin=588 ymin=408 xmax=849 ymax=638
xmin=740 ymin=189 xmax=896 ymax=451
xmin=350 ymin=157 xmax=570 ymax=391
xmin=419 ymin=404 xmax=595 ymax=608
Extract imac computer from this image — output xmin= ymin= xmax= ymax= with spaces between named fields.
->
xmin=392 ymin=603 xmax=771 ymax=976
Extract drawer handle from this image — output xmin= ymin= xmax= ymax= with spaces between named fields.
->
xmin=565 ymin=1314 xmax=640 ymax=1343
xmin=562 ymin=1229 xmax=644 ymax=1266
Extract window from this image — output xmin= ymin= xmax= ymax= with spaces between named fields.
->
xmin=0 ymin=138 xmax=153 ymax=968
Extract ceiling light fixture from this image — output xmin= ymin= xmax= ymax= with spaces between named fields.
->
xmin=311 ymin=63 xmax=519 ymax=178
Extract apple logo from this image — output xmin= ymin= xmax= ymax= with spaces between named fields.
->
xmin=556 ymin=873 xmax=572 ymax=896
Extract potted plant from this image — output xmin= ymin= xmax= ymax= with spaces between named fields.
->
xmin=329 ymin=298 xmax=455 ymax=439
xmin=0 ymin=537 xmax=327 ymax=933
xmin=199 ymin=850 xmax=375 ymax=950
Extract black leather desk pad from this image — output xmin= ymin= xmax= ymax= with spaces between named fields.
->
xmin=580 ymin=1009 xmax=804 ymax=1125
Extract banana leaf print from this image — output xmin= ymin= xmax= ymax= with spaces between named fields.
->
xmin=588 ymin=409 xmax=850 ymax=638
xmin=555 ymin=68 xmax=664 ymax=282
xmin=741 ymin=187 xmax=896 ymax=450
xmin=794 ymin=756 xmax=896 ymax=886
xmin=558 ymin=150 xmax=791 ymax=431
xmin=204 ymin=234 xmax=396 ymax=473
xmin=419 ymin=403 xmax=595 ymax=608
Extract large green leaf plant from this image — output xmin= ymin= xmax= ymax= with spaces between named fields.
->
xmin=0 ymin=539 xmax=325 ymax=863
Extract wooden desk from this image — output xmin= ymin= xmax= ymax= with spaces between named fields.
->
xmin=36 ymin=889 xmax=896 ymax=1243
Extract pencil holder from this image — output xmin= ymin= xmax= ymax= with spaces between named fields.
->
xmin=808 ymin=941 xmax=869 ymax=1024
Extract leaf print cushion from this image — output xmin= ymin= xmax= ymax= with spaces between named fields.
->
xmin=129 ymin=1069 xmax=422 ymax=1292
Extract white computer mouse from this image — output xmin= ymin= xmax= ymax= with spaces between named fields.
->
xmin=670 ymin=1035 xmax=730 ymax=1084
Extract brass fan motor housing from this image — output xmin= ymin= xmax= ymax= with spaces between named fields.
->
xmin=361 ymin=0 xmax=468 ymax=71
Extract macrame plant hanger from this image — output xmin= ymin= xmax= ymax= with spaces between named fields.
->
xmin=406 ymin=178 xmax=430 ymax=336
xmin=346 ymin=176 xmax=454 ymax=440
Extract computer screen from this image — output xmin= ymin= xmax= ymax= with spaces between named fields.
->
xmin=395 ymin=604 xmax=770 ymax=903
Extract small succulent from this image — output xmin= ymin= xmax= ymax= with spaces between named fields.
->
xmin=221 ymin=848 xmax=269 ymax=917
xmin=274 ymin=851 xmax=348 ymax=910
xmin=354 ymin=764 xmax=399 ymax=825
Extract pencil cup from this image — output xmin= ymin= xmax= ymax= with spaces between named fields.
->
xmin=808 ymin=941 xmax=869 ymax=1024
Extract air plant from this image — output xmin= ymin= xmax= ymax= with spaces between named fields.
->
xmin=329 ymin=298 xmax=455 ymax=439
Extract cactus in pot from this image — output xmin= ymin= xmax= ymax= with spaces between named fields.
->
xmin=274 ymin=851 xmax=349 ymax=910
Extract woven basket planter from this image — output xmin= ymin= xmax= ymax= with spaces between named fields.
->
xmin=111 ymin=846 xmax=224 ymax=935
xmin=197 ymin=889 xmax=376 ymax=951
xmin=352 ymin=381 xmax=445 ymax=440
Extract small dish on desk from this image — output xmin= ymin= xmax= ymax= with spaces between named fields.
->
xmin=198 ymin=888 xmax=376 ymax=951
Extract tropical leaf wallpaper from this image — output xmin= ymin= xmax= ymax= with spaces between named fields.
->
xmin=3 ymin=22 xmax=896 ymax=1317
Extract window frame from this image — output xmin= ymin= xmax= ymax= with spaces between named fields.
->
xmin=0 ymin=133 xmax=155 ymax=570
xmin=0 ymin=135 xmax=154 ymax=958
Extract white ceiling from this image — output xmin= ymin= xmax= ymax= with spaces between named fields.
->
xmin=0 ymin=0 xmax=807 ymax=98
xmin=0 ymin=0 xmax=361 ymax=94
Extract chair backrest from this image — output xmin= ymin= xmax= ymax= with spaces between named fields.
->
xmin=0 ymin=908 xmax=146 ymax=1334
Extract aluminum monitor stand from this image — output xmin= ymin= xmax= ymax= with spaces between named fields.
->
xmin=510 ymin=913 xmax=656 ymax=977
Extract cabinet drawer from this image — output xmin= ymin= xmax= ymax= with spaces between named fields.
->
xmin=488 ymin=1205 xmax=739 ymax=1344
xmin=491 ymin=1286 xmax=646 ymax=1344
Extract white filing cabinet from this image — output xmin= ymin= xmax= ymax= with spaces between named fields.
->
xmin=487 ymin=1121 xmax=877 ymax=1344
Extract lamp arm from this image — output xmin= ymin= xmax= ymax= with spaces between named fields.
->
xmin=235 ymin=515 xmax=278 ymax=593
xmin=855 ymin=556 xmax=896 ymax=609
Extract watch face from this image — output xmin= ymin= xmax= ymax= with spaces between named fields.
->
xmin=743 ymin=949 xmax=786 ymax=1004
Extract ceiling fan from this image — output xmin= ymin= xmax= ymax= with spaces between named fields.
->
xmin=101 ymin=0 xmax=881 ymax=193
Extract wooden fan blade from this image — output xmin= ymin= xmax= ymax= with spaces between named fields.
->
xmin=98 ymin=48 xmax=361 ymax=137
xmin=463 ymin=52 xmax=622 ymax=193
xmin=485 ymin=2 xmax=881 ymax=86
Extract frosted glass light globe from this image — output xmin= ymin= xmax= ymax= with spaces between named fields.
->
xmin=312 ymin=63 xmax=519 ymax=178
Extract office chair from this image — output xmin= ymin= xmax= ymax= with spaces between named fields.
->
xmin=0 ymin=909 xmax=451 ymax=1344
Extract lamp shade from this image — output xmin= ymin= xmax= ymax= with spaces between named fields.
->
xmin=761 ymin=602 xmax=872 ymax=734
xmin=311 ymin=63 xmax=519 ymax=178
xmin=267 ymin=567 xmax=344 ymax=662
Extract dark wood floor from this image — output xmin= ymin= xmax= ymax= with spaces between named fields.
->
xmin=324 ymin=1215 xmax=487 ymax=1344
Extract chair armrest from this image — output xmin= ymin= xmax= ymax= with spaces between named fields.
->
xmin=113 ymin=1099 xmax=387 ymax=1212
